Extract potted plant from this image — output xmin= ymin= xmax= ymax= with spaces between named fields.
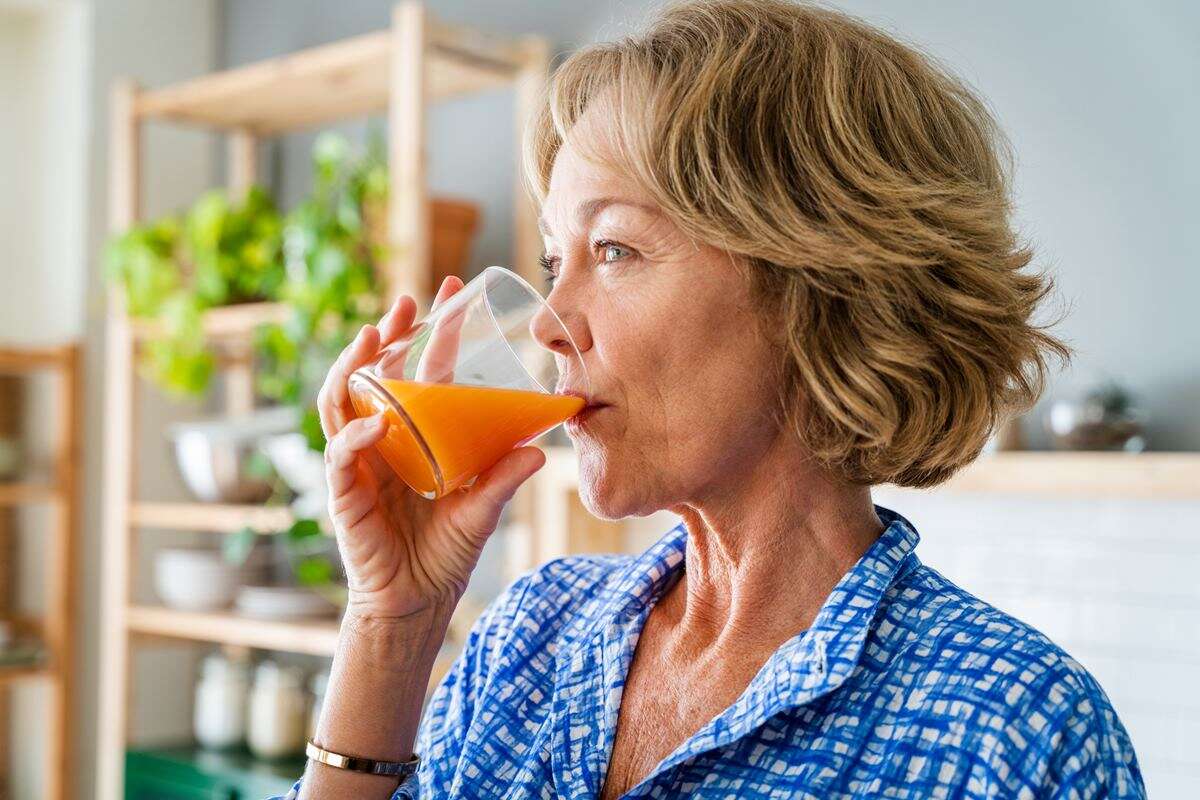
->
xmin=104 ymin=186 xmax=285 ymax=396
xmin=108 ymin=126 xmax=481 ymax=607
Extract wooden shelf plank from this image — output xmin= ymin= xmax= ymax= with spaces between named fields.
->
xmin=0 ymin=345 xmax=75 ymax=372
xmin=541 ymin=446 xmax=1200 ymax=500
xmin=136 ymin=31 xmax=390 ymax=134
xmin=0 ymin=483 xmax=59 ymax=507
xmin=0 ymin=665 xmax=50 ymax=686
xmin=131 ymin=502 xmax=295 ymax=534
xmin=931 ymin=451 xmax=1200 ymax=499
xmin=127 ymin=605 xmax=341 ymax=657
xmin=134 ymin=22 xmax=522 ymax=135
xmin=129 ymin=301 xmax=290 ymax=342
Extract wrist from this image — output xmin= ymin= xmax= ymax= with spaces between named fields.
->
xmin=338 ymin=602 xmax=455 ymax=672
xmin=345 ymin=584 xmax=462 ymax=626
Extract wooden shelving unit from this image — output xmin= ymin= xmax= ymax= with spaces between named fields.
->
xmin=934 ymin=450 xmax=1200 ymax=499
xmin=125 ymin=606 xmax=341 ymax=656
xmin=98 ymin=5 xmax=552 ymax=799
xmin=130 ymin=502 xmax=295 ymax=534
xmin=0 ymin=344 xmax=80 ymax=800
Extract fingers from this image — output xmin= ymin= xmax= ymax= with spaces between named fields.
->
xmin=324 ymin=413 xmax=390 ymax=499
xmin=432 ymin=275 xmax=464 ymax=308
xmin=369 ymin=278 xmax=464 ymax=385
xmin=317 ymin=278 xmax=465 ymax=441
xmin=317 ymin=323 xmax=381 ymax=440
xmin=447 ymin=447 xmax=546 ymax=538
xmin=378 ymin=294 xmax=418 ymax=347
xmin=416 ymin=276 xmax=467 ymax=383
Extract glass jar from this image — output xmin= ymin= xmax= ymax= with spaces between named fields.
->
xmin=247 ymin=660 xmax=308 ymax=759
xmin=193 ymin=653 xmax=249 ymax=750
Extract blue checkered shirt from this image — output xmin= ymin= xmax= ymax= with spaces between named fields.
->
xmin=277 ymin=504 xmax=1144 ymax=798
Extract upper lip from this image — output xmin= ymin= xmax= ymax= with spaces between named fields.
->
xmin=559 ymin=388 xmax=608 ymax=408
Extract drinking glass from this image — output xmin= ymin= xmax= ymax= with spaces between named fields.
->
xmin=347 ymin=266 xmax=588 ymax=499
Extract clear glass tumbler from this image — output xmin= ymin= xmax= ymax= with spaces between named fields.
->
xmin=347 ymin=266 xmax=588 ymax=498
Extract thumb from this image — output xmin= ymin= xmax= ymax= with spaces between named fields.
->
xmin=450 ymin=447 xmax=547 ymax=536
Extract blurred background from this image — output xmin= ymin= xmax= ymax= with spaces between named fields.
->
xmin=0 ymin=0 xmax=1196 ymax=798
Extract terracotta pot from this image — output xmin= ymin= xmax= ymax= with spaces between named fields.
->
xmin=429 ymin=198 xmax=482 ymax=295
xmin=362 ymin=195 xmax=482 ymax=298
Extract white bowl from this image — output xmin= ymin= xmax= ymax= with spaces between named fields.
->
xmin=234 ymin=585 xmax=338 ymax=620
xmin=154 ymin=547 xmax=244 ymax=612
xmin=167 ymin=407 xmax=300 ymax=503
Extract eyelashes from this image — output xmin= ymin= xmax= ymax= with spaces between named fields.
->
xmin=538 ymin=253 xmax=559 ymax=283
xmin=538 ymin=240 xmax=631 ymax=285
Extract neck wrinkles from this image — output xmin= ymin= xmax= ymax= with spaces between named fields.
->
xmin=665 ymin=444 xmax=885 ymax=653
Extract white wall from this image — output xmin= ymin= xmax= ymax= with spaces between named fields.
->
xmin=0 ymin=4 xmax=87 ymax=345
xmin=821 ymin=0 xmax=1200 ymax=449
xmin=0 ymin=3 xmax=89 ymax=798
xmin=2 ymin=0 xmax=220 ymax=797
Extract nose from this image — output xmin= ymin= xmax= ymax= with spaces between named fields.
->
xmin=530 ymin=293 xmax=591 ymax=364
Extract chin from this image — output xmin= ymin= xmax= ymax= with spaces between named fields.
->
xmin=573 ymin=443 xmax=654 ymax=521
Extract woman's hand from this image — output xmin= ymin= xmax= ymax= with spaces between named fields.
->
xmin=318 ymin=276 xmax=547 ymax=622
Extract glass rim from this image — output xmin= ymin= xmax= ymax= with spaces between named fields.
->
xmin=480 ymin=265 xmax=590 ymax=396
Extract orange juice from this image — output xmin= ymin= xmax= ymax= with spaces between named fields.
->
xmin=348 ymin=377 xmax=585 ymax=498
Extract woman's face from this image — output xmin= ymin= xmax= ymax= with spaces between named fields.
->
xmin=535 ymin=111 xmax=785 ymax=519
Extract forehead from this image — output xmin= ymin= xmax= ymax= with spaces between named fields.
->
xmin=542 ymin=108 xmax=656 ymax=231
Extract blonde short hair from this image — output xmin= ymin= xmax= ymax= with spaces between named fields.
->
xmin=524 ymin=0 xmax=1071 ymax=488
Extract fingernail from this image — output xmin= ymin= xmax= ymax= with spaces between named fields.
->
xmin=366 ymin=413 xmax=385 ymax=429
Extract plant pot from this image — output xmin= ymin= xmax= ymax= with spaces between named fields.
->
xmin=363 ymin=195 xmax=481 ymax=297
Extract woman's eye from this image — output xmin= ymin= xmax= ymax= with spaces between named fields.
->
xmin=597 ymin=241 xmax=630 ymax=263
xmin=538 ymin=253 xmax=558 ymax=283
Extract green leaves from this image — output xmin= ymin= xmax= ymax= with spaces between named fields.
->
xmin=104 ymin=128 xmax=389 ymax=439
xmin=286 ymin=518 xmax=341 ymax=594
xmin=104 ymin=185 xmax=285 ymax=397
xmin=295 ymin=557 xmax=334 ymax=587
xmin=301 ymin=406 xmax=327 ymax=452
xmin=285 ymin=517 xmax=323 ymax=548
xmin=223 ymin=526 xmax=258 ymax=567
xmin=104 ymin=215 xmax=183 ymax=317
xmin=255 ymin=129 xmax=389 ymax=448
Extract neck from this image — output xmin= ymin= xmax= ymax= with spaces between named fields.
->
xmin=665 ymin=438 xmax=885 ymax=651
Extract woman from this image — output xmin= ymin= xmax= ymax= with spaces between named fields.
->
xmin=282 ymin=1 xmax=1144 ymax=797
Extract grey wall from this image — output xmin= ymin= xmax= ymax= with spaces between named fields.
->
xmin=221 ymin=0 xmax=1200 ymax=449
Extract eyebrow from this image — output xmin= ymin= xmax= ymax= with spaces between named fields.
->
xmin=537 ymin=197 xmax=659 ymax=236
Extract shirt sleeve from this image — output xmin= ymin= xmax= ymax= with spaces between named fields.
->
xmin=1036 ymin=672 xmax=1147 ymax=800
xmin=269 ymin=770 xmax=418 ymax=800
xmin=267 ymin=569 xmax=537 ymax=800
xmin=411 ymin=570 xmax=538 ymax=793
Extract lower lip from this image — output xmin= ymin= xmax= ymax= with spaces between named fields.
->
xmin=566 ymin=404 xmax=608 ymax=432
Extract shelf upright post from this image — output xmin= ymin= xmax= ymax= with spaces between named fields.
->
xmin=388 ymin=1 xmax=431 ymax=309
xmin=44 ymin=346 xmax=79 ymax=800
xmin=0 ymin=372 xmax=17 ymax=791
xmin=97 ymin=77 xmax=140 ymax=800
